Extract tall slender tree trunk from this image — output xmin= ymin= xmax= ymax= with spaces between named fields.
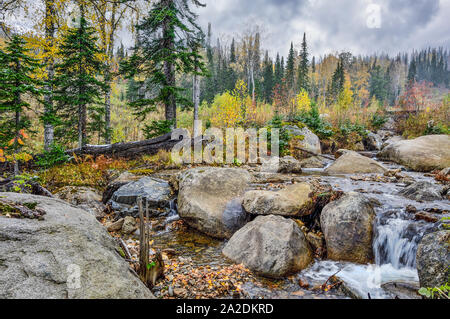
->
xmin=44 ymin=0 xmax=55 ymax=151
xmin=103 ymin=1 xmax=117 ymax=144
xmin=162 ymin=0 xmax=176 ymax=128
xmin=104 ymin=73 xmax=112 ymax=143
xmin=193 ymin=72 xmax=200 ymax=136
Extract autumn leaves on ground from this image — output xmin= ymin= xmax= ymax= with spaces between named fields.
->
xmin=0 ymin=0 xmax=449 ymax=300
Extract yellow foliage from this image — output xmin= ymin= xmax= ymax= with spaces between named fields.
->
xmin=294 ymin=90 xmax=311 ymax=112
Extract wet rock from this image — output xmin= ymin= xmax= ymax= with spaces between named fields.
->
xmin=284 ymin=125 xmax=322 ymax=159
xmin=300 ymin=156 xmax=327 ymax=168
xmin=436 ymin=167 xmax=450 ymax=182
xmin=378 ymin=135 xmax=450 ymax=172
xmin=414 ymin=212 xmax=439 ymax=223
xmin=320 ymin=192 xmax=376 ymax=264
xmin=223 ymin=215 xmax=313 ymax=278
xmin=363 ymin=131 xmax=382 ymax=151
xmin=416 ymin=230 xmax=450 ymax=288
xmin=306 ymin=232 xmax=325 ymax=257
xmin=102 ymin=172 xmax=141 ymax=204
xmin=381 ymin=281 xmax=421 ymax=299
xmin=398 ymin=181 xmax=444 ymax=201
xmin=55 ymin=186 xmax=106 ymax=219
xmin=177 ymin=167 xmax=252 ymax=239
xmin=325 ymin=150 xmax=387 ymax=174
xmin=242 ymin=183 xmax=314 ymax=217
xmin=0 ymin=192 xmax=153 ymax=299
xmin=107 ymin=218 xmax=124 ymax=232
xmin=260 ymin=156 xmax=302 ymax=174
xmin=406 ymin=205 xmax=417 ymax=214
xmin=108 ymin=177 xmax=172 ymax=217
xmin=121 ymin=216 xmax=137 ymax=234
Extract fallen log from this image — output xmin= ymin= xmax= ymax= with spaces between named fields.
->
xmin=66 ymin=130 xmax=188 ymax=159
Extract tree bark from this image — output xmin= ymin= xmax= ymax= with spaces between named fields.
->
xmin=162 ymin=0 xmax=177 ymax=127
xmin=193 ymin=72 xmax=200 ymax=136
xmin=43 ymin=0 xmax=55 ymax=151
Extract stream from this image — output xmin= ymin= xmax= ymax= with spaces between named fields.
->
xmin=147 ymin=158 xmax=449 ymax=299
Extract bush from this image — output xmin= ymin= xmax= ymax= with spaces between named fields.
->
xmin=294 ymin=104 xmax=334 ymax=139
xmin=369 ymin=113 xmax=388 ymax=131
xmin=36 ymin=144 xmax=70 ymax=168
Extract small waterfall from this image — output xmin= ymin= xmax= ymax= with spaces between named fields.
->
xmin=373 ymin=210 xmax=435 ymax=269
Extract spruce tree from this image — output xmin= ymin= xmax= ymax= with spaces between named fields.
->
xmin=121 ymin=0 xmax=208 ymax=132
xmin=53 ymin=9 xmax=106 ymax=148
xmin=274 ymin=53 xmax=282 ymax=86
xmin=262 ymin=51 xmax=274 ymax=103
xmin=285 ymin=42 xmax=295 ymax=91
xmin=297 ymin=33 xmax=310 ymax=93
xmin=0 ymin=35 xmax=43 ymax=174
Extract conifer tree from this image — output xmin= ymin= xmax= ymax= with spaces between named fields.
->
xmin=52 ymin=7 xmax=106 ymax=148
xmin=285 ymin=42 xmax=296 ymax=91
xmin=262 ymin=51 xmax=274 ymax=103
xmin=274 ymin=53 xmax=282 ymax=86
xmin=0 ymin=35 xmax=43 ymax=174
xmin=121 ymin=0 xmax=208 ymax=133
xmin=297 ymin=32 xmax=310 ymax=93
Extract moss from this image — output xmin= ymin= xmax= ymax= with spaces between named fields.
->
xmin=129 ymin=169 xmax=155 ymax=176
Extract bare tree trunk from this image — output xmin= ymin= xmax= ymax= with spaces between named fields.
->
xmin=43 ymin=0 xmax=55 ymax=151
xmin=14 ymin=110 xmax=20 ymax=176
xmin=193 ymin=72 xmax=200 ymax=136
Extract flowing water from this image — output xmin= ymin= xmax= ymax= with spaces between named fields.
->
xmin=149 ymin=159 xmax=449 ymax=299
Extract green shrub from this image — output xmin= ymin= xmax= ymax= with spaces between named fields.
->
xmin=294 ymin=104 xmax=334 ymax=139
xmin=36 ymin=144 xmax=70 ymax=169
xmin=370 ymin=114 xmax=388 ymax=130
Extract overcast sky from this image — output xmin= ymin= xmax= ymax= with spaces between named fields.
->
xmin=195 ymin=0 xmax=450 ymax=58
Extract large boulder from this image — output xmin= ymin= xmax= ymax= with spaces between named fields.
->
xmin=222 ymin=215 xmax=312 ymax=278
xmin=108 ymin=177 xmax=172 ymax=217
xmin=243 ymin=183 xmax=314 ymax=217
xmin=0 ymin=193 xmax=153 ymax=299
xmin=325 ymin=150 xmax=388 ymax=174
xmin=398 ymin=181 xmax=445 ymax=202
xmin=416 ymin=230 xmax=450 ymax=288
xmin=320 ymin=192 xmax=376 ymax=264
xmin=378 ymin=135 xmax=450 ymax=172
xmin=55 ymin=186 xmax=105 ymax=219
xmin=177 ymin=167 xmax=252 ymax=239
xmin=285 ymin=125 xmax=322 ymax=158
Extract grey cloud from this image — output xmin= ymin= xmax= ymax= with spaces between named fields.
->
xmin=197 ymin=0 xmax=449 ymax=58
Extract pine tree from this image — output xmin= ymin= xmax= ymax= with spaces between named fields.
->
xmin=0 ymin=35 xmax=43 ymax=174
xmin=262 ymin=51 xmax=274 ymax=103
xmin=203 ymin=23 xmax=216 ymax=103
xmin=274 ymin=53 xmax=282 ymax=86
xmin=285 ymin=42 xmax=295 ymax=91
xmin=53 ymin=9 xmax=106 ymax=148
xmin=407 ymin=58 xmax=417 ymax=86
xmin=329 ymin=59 xmax=345 ymax=102
xmin=297 ymin=32 xmax=309 ymax=93
xmin=121 ymin=0 xmax=208 ymax=132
